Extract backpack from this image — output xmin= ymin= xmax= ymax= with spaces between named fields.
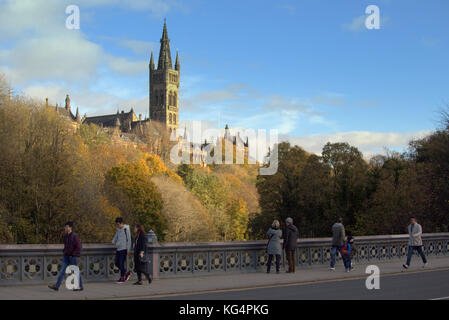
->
xmin=341 ymin=242 xmax=349 ymax=255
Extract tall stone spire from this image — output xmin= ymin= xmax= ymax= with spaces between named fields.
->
xmin=175 ymin=50 xmax=180 ymax=71
xmin=150 ymin=50 xmax=155 ymax=70
xmin=76 ymin=107 xmax=81 ymax=122
xmin=157 ymin=19 xmax=173 ymax=70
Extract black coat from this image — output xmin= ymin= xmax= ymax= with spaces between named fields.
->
xmin=283 ymin=224 xmax=299 ymax=251
xmin=133 ymin=233 xmax=147 ymax=272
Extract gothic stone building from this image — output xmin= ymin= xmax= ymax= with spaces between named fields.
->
xmin=55 ymin=21 xmax=248 ymax=156
xmin=82 ymin=20 xmax=180 ymax=133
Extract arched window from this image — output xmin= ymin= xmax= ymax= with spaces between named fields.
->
xmin=173 ymin=114 xmax=176 ymax=124
xmin=155 ymin=90 xmax=159 ymax=105
xmin=174 ymin=92 xmax=177 ymax=107
xmin=169 ymin=113 xmax=172 ymax=124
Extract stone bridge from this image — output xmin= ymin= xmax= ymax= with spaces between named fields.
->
xmin=1 ymin=233 xmax=449 ymax=286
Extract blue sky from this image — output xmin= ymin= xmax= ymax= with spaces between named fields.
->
xmin=0 ymin=0 xmax=448 ymax=157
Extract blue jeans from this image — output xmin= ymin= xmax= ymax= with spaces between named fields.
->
xmin=342 ymin=254 xmax=351 ymax=270
xmin=114 ymin=250 xmax=127 ymax=278
xmin=330 ymin=246 xmax=342 ymax=268
xmin=405 ymin=246 xmax=427 ymax=266
xmin=55 ymin=255 xmax=83 ymax=289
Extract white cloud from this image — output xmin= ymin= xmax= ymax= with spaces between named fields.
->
xmin=342 ymin=15 xmax=366 ymax=32
xmin=287 ymin=130 xmax=432 ymax=158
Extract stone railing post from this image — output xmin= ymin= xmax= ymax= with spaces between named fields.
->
xmin=145 ymin=230 xmax=160 ymax=280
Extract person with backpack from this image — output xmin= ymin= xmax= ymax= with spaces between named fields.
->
xmin=283 ymin=217 xmax=299 ymax=273
xmin=341 ymin=236 xmax=354 ymax=272
xmin=132 ymin=224 xmax=152 ymax=285
xmin=112 ymin=217 xmax=132 ymax=283
xmin=48 ymin=221 xmax=83 ymax=291
xmin=330 ymin=217 xmax=346 ymax=271
xmin=266 ymin=220 xmax=282 ymax=274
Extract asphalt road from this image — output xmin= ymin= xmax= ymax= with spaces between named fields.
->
xmin=145 ymin=268 xmax=449 ymax=300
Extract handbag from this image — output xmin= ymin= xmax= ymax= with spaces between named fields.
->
xmin=138 ymin=252 xmax=150 ymax=264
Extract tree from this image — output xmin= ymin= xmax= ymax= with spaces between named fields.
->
xmin=151 ymin=175 xmax=215 ymax=242
xmin=251 ymin=142 xmax=310 ymax=238
xmin=225 ymin=198 xmax=249 ymax=241
xmin=322 ymin=142 xmax=368 ymax=230
xmin=105 ymin=159 xmax=166 ymax=239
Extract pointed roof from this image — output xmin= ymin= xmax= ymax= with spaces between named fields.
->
xmin=76 ymin=107 xmax=81 ymax=122
xmin=157 ymin=19 xmax=173 ymax=70
xmin=150 ymin=50 xmax=155 ymax=70
xmin=175 ymin=50 xmax=180 ymax=71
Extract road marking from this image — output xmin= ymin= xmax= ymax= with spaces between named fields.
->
xmin=430 ymin=296 xmax=449 ymax=300
xmin=104 ymin=266 xmax=449 ymax=300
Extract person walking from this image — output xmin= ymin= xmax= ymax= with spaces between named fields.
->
xmin=330 ymin=217 xmax=346 ymax=271
xmin=266 ymin=220 xmax=282 ymax=274
xmin=112 ymin=217 xmax=132 ymax=283
xmin=403 ymin=217 xmax=428 ymax=269
xmin=283 ymin=217 xmax=298 ymax=273
xmin=132 ymin=224 xmax=152 ymax=285
xmin=48 ymin=221 xmax=83 ymax=291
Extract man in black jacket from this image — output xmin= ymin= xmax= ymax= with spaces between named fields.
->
xmin=48 ymin=221 xmax=83 ymax=291
xmin=283 ymin=217 xmax=299 ymax=273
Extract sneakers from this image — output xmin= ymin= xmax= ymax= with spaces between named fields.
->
xmin=423 ymin=262 xmax=428 ymax=268
xmin=133 ymin=281 xmax=142 ymax=285
xmin=124 ymin=271 xmax=131 ymax=282
xmin=116 ymin=278 xmax=125 ymax=284
xmin=73 ymin=287 xmax=84 ymax=291
xmin=148 ymin=276 xmax=152 ymax=284
xmin=330 ymin=267 xmax=335 ymax=271
xmin=345 ymin=269 xmax=350 ymax=273
xmin=48 ymin=284 xmax=59 ymax=291
xmin=402 ymin=264 xmax=409 ymax=269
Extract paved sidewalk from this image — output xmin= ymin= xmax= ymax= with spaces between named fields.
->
xmin=1 ymin=256 xmax=448 ymax=300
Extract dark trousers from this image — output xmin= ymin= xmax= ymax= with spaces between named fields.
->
xmin=136 ymin=270 xmax=150 ymax=282
xmin=406 ymin=245 xmax=427 ymax=266
xmin=285 ymin=250 xmax=295 ymax=273
xmin=114 ymin=249 xmax=127 ymax=278
xmin=330 ymin=245 xmax=342 ymax=268
xmin=267 ymin=254 xmax=281 ymax=273
xmin=342 ymin=254 xmax=351 ymax=270
xmin=55 ymin=255 xmax=83 ymax=289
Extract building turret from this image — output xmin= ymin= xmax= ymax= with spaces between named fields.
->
xmin=76 ymin=107 xmax=81 ymax=122
xmin=65 ymin=95 xmax=71 ymax=111
xmin=150 ymin=50 xmax=155 ymax=71
xmin=149 ymin=19 xmax=180 ymax=132
xmin=175 ymin=50 xmax=180 ymax=72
